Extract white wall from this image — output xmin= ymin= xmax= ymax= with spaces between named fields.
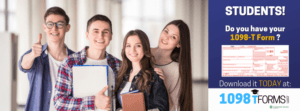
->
xmin=0 ymin=33 xmax=17 ymax=111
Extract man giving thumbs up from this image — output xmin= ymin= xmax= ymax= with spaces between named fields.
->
xmin=18 ymin=7 xmax=74 ymax=111
xmin=20 ymin=34 xmax=42 ymax=69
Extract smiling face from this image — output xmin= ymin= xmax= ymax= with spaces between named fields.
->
xmin=158 ymin=24 xmax=181 ymax=50
xmin=43 ymin=14 xmax=70 ymax=43
xmin=86 ymin=20 xmax=112 ymax=51
xmin=125 ymin=35 xmax=144 ymax=63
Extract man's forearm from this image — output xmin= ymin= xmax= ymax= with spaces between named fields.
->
xmin=21 ymin=52 xmax=35 ymax=70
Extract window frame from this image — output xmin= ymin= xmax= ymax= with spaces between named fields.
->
xmin=1 ymin=0 xmax=15 ymax=32
xmin=4 ymin=0 xmax=7 ymax=31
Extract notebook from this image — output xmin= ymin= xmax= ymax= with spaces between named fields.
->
xmin=73 ymin=65 xmax=114 ymax=111
xmin=119 ymin=89 xmax=139 ymax=105
xmin=121 ymin=91 xmax=146 ymax=111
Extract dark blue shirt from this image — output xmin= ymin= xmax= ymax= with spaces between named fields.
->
xmin=116 ymin=69 xmax=169 ymax=111
xmin=18 ymin=43 xmax=74 ymax=111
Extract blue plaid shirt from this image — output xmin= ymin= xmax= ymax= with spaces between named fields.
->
xmin=53 ymin=47 xmax=121 ymax=111
xmin=18 ymin=43 xmax=75 ymax=111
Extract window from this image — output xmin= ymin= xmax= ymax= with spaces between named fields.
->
xmin=8 ymin=0 xmax=17 ymax=32
xmin=122 ymin=0 xmax=175 ymax=47
xmin=0 ymin=0 xmax=17 ymax=32
xmin=46 ymin=0 xmax=55 ymax=9
xmin=0 ymin=0 xmax=5 ymax=32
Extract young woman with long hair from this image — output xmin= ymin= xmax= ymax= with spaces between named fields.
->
xmin=115 ymin=29 xmax=169 ymax=111
xmin=151 ymin=20 xmax=193 ymax=111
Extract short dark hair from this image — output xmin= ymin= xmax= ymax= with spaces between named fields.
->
xmin=44 ymin=6 xmax=70 ymax=24
xmin=86 ymin=14 xmax=112 ymax=33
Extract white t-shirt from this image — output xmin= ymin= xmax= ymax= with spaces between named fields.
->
xmin=155 ymin=61 xmax=180 ymax=111
xmin=119 ymin=82 xmax=132 ymax=105
xmin=120 ymin=82 xmax=132 ymax=94
xmin=84 ymin=57 xmax=115 ymax=111
xmin=47 ymin=50 xmax=67 ymax=111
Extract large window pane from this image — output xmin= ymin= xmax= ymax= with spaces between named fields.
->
xmin=8 ymin=13 xmax=17 ymax=32
xmin=165 ymin=0 xmax=175 ymax=18
xmin=0 ymin=0 xmax=4 ymax=11
xmin=144 ymin=21 xmax=164 ymax=47
xmin=46 ymin=0 xmax=55 ymax=9
xmin=122 ymin=17 xmax=141 ymax=37
xmin=144 ymin=0 xmax=163 ymax=19
xmin=8 ymin=0 xmax=16 ymax=12
xmin=0 ymin=13 xmax=5 ymax=32
xmin=122 ymin=0 xmax=175 ymax=47
xmin=122 ymin=0 xmax=141 ymax=18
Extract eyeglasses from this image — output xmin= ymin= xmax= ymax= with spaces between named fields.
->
xmin=45 ymin=22 xmax=66 ymax=29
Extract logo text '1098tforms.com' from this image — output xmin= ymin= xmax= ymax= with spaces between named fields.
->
xmin=219 ymin=89 xmax=289 ymax=104
xmin=252 ymin=89 xmax=289 ymax=104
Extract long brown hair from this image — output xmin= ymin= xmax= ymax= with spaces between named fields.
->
xmin=162 ymin=20 xmax=193 ymax=111
xmin=115 ymin=29 xmax=155 ymax=93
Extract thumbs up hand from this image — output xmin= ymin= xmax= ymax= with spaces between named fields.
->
xmin=95 ymin=85 xmax=111 ymax=110
xmin=30 ymin=33 xmax=43 ymax=58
